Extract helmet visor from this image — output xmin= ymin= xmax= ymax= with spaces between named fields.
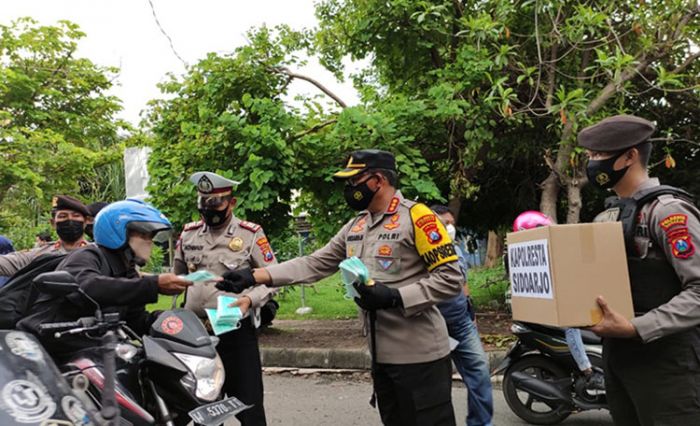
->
xmin=127 ymin=221 xmax=172 ymax=243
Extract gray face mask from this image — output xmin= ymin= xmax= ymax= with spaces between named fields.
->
xmin=128 ymin=235 xmax=153 ymax=267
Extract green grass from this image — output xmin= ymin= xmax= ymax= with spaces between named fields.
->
xmin=275 ymin=274 xmax=358 ymax=320
xmin=468 ymin=264 xmax=509 ymax=309
xmin=147 ymin=266 xmax=510 ymax=318
xmin=147 ymin=293 xmax=185 ymax=312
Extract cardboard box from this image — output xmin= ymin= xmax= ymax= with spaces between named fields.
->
xmin=506 ymin=222 xmax=634 ymax=327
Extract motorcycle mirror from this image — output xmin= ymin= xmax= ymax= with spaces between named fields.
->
xmin=33 ymin=271 xmax=80 ymax=295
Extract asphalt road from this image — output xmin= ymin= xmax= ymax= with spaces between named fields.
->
xmin=260 ymin=373 xmax=614 ymax=426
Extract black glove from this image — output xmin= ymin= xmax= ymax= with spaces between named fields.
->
xmin=353 ymin=281 xmax=403 ymax=311
xmin=216 ymin=268 xmax=256 ymax=293
xmin=260 ymin=299 xmax=279 ymax=327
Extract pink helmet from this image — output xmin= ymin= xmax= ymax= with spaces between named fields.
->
xmin=513 ymin=211 xmax=553 ymax=232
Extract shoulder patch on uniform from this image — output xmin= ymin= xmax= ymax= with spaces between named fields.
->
xmin=667 ymin=230 xmax=695 ymax=259
xmin=660 ymin=214 xmax=688 ymax=231
xmin=183 ymin=220 xmax=204 ymax=232
xmin=256 ymin=237 xmax=275 ymax=262
xmin=410 ymin=203 xmax=457 ymax=271
xmin=239 ymin=221 xmax=261 ymax=233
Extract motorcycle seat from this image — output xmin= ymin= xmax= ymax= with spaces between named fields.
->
xmin=518 ymin=322 xmax=601 ymax=345
xmin=579 ymin=330 xmax=601 ymax=345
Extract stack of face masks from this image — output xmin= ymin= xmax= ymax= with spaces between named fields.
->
xmin=339 ymin=257 xmax=373 ymax=300
xmin=180 ymin=270 xmax=218 ymax=283
xmin=205 ymin=295 xmax=243 ymax=335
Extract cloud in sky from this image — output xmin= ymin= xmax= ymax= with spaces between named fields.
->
xmin=3 ymin=0 xmax=360 ymax=125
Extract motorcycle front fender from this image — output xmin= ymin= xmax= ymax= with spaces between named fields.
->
xmin=491 ymin=340 xmax=524 ymax=376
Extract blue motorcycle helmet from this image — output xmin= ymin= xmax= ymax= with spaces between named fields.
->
xmin=94 ymin=199 xmax=172 ymax=250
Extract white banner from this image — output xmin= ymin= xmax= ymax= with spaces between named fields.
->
xmin=508 ymin=239 xmax=554 ymax=300
xmin=124 ymin=147 xmax=152 ymax=200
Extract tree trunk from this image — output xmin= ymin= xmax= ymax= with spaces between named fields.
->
xmin=566 ymin=182 xmax=584 ymax=224
xmin=448 ymin=195 xmax=462 ymax=219
xmin=484 ymin=230 xmax=504 ymax=268
xmin=539 ymin=173 xmax=560 ymax=223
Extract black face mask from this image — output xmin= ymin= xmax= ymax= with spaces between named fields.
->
xmin=85 ymin=224 xmax=94 ymax=241
xmin=344 ymin=177 xmax=379 ymax=211
xmin=56 ymin=220 xmax=84 ymax=243
xmin=199 ymin=207 xmax=230 ymax=227
xmin=586 ymin=151 xmax=630 ymax=190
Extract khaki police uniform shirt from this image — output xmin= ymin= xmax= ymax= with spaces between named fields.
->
xmin=265 ymin=191 xmax=463 ymax=364
xmin=594 ymin=178 xmax=700 ymax=343
xmin=0 ymin=240 xmax=88 ymax=277
xmin=174 ymin=216 xmax=277 ymax=319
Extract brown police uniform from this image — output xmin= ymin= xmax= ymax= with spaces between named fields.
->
xmin=264 ymin=150 xmax=463 ymax=425
xmin=582 ymin=115 xmax=700 ymax=425
xmin=175 ymin=217 xmax=278 ymax=316
xmin=0 ymin=195 xmax=89 ymax=277
xmin=173 ymin=171 xmax=276 ymax=426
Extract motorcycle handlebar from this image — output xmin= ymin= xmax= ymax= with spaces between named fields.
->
xmin=38 ymin=321 xmax=82 ymax=333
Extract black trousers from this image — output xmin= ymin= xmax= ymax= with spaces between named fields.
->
xmin=603 ymin=329 xmax=700 ymax=426
xmin=216 ymin=318 xmax=266 ymax=426
xmin=374 ymin=355 xmax=456 ymax=426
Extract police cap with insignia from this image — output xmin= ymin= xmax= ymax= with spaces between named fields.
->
xmin=189 ymin=172 xmax=241 ymax=196
xmin=51 ymin=195 xmax=90 ymax=217
xmin=578 ymin=114 xmax=656 ymax=152
xmin=333 ymin=149 xmax=397 ymax=180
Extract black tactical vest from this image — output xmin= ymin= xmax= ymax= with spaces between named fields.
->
xmin=604 ymin=185 xmax=695 ymax=315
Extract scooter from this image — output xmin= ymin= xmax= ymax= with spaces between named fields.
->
xmin=493 ymin=321 xmax=608 ymax=425
xmin=33 ymin=271 xmax=249 ymax=426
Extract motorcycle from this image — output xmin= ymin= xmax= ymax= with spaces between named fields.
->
xmin=493 ymin=321 xmax=608 ymax=425
xmin=32 ymin=271 xmax=249 ymax=426
xmin=0 ymin=329 xmax=99 ymax=425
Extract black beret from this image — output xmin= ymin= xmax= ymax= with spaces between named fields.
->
xmin=578 ymin=115 xmax=656 ymax=151
xmin=87 ymin=201 xmax=109 ymax=217
xmin=333 ymin=149 xmax=396 ymax=180
xmin=51 ymin=195 xmax=89 ymax=217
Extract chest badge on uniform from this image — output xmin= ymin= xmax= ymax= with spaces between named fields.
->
xmin=384 ymin=214 xmax=400 ymax=230
xmin=377 ymin=258 xmax=394 ymax=270
xmin=351 ymin=216 xmax=367 ymax=233
xmin=229 ymin=237 xmax=244 ymax=252
xmin=187 ymin=262 xmax=197 ymax=273
xmin=377 ymin=245 xmax=392 ymax=257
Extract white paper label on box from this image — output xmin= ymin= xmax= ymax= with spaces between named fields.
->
xmin=508 ymin=239 xmax=554 ymax=300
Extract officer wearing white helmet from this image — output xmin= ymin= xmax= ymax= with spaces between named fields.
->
xmin=175 ymin=171 xmax=277 ymax=426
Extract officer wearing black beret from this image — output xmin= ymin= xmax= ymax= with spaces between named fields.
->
xmin=85 ymin=201 xmax=109 ymax=241
xmin=581 ymin=115 xmax=700 ymax=425
xmin=0 ymin=195 xmax=90 ymax=276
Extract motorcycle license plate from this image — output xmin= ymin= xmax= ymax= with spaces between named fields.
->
xmin=188 ymin=396 xmax=252 ymax=426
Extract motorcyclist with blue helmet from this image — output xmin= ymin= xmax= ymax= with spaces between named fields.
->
xmin=19 ymin=199 xmax=192 ymax=358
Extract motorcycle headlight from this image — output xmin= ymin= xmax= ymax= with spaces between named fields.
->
xmin=173 ymin=353 xmax=225 ymax=402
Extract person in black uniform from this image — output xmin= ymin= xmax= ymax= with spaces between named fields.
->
xmin=579 ymin=115 xmax=700 ymax=425
xmin=19 ymin=199 xmax=192 ymax=358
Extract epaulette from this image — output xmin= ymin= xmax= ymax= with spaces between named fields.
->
xmin=239 ymin=220 xmax=261 ymax=233
xmin=183 ymin=220 xmax=204 ymax=232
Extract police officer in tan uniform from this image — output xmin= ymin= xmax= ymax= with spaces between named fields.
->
xmin=218 ymin=150 xmax=463 ymax=426
xmin=579 ymin=115 xmax=700 ymax=425
xmin=174 ymin=171 xmax=277 ymax=426
xmin=0 ymin=195 xmax=90 ymax=276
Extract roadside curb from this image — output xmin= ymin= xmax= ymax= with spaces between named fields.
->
xmin=260 ymin=347 xmax=507 ymax=378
